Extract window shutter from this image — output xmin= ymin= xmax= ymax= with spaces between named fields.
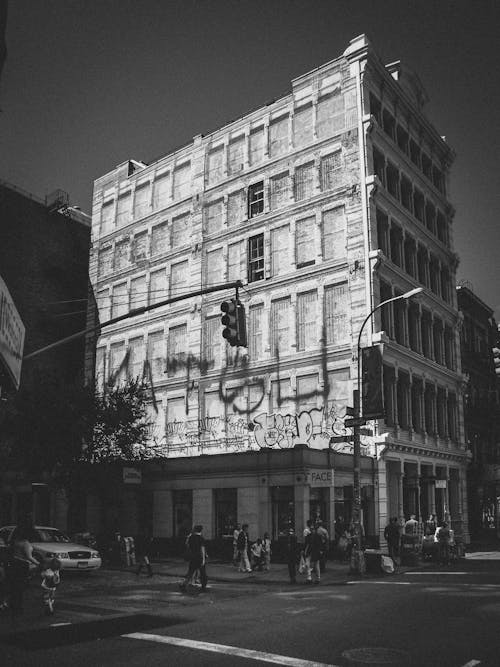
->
xmin=325 ymin=283 xmax=348 ymax=344
xmin=295 ymin=163 xmax=314 ymax=201
xmin=317 ymin=93 xmax=345 ymax=138
xmin=116 ymin=193 xmax=131 ymax=227
xmin=293 ymin=105 xmax=313 ymax=148
xmin=133 ymin=184 xmax=150 ymax=219
xmin=205 ymin=200 xmax=224 ymax=235
xmin=205 ymin=317 xmax=223 ymax=368
xmin=270 ymin=297 xmax=291 ymax=357
xmin=133 ymin=231 xmax=148 ymax=262
xmin=249 ymin=127 xmax=264 ymax=165
xmin=227 ymin=190 xmax=246 ymax=226
xmin=207 ymin=248 xmax=224 ymax=286
xmin=295 ymin=217 xmax=315 ymax=267
xmin=170 ymin=260 xmax=189 ymax=296
xmin=271 ymin=225 xmax=290 ymax=276
xmin=148 ymin=331 xmax=165 ymax=382
xmin=173 ymin=162 xmax=191 ymax=199
xmin=297 ymin=291 xmax=318 ymax=351
xmin=130 ymin=276 xmax=146 ymax=310
xmin=322 ymin=207 xmax=345 ymax=261
xmin=270 ymin=173 xmax=289 ymax=210
xmin=269 ymin=116 xmax=289 ymax=158
xmin=153 ymin=172 xmax=170 ymax=210
xmin=249 ymin=305 xmax=264 ymax=360
xmin=228 ymin=136 xmax=245 ymax=176
xmin=150 ymin=268 xmax=168 ymax=304
xmin=207 ymin=147 xmax=224 ymax=186
xmin=128 ymin=337 xmax=145 ymax=380
xmin=171 ymin=213 xmax=190 ymax=248
xmin=100 ymin=201 xmax=114 ymax=235
xmin=151 ymin=223 xmax=168 ymax=256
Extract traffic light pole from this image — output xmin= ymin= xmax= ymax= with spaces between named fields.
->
xmin=24 ymin=280 xmax=244 ymax=361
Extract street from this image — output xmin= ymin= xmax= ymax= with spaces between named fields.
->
xmin=0 ymin=552 xmax=499 ymax=666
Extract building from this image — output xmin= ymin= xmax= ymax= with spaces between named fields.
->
xmin=86 ymin=35 xmax=469 ymax=548
xmin=0 ymin=180 xmax=90 ymax=527
xmin=457 ymin=284 xmax=500 ymax=540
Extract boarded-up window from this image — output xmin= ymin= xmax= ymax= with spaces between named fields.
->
xmin=170 ymin=260 xmax=188 ymax=296
xmin=322 ymin=207 xmax=345 ymax=261
xmin=151 ymin=223 xmax=168 ymax=256
xmin=205 ymin=199 xmax=224 ymax=235
xmin=227 ymin=190 xmax=246 ymax=227
xmin=297 ymin=291 xmax=318 ymax=351
xmin=269 ymin=115 xmax=289 ymax=158
xmin=168 ymin=324 xmax=187 ymax=377
xmin=97 ymin=288 xmax=111 ymax=323
xmin=130 ymin=275 xmax=146 ymax=310
xmin=100 ymin=201 xmax=114 ymax=235
xmin=150 ymin=268 xmax=167 ymax=304
xmin=109 ymin=342 xmax=127 ymax=384
xmin=95 ymin=347 xmax=106 ymax=392
xmin=206 ymin=248 xmax=224 ymax=286
xmin=114 ymin=239 xmax=129 ymax=271
xmin=132 ymin=231 xmax=148 ymax=262
xmin=227 ymin=241 xmax=243 ymax=282
xmin=116 ymin=193 xmax=131 ymax=227
xmin=98 ymin=246 xmax=113 ymax=277
xmin=325 ymin=283 xmax=348 ymax=344
xmin=271 ymin=225 xmax=290 ymax=276
xmin=128 ymin=337 xmax=145 ymax=380
xmin=295 ymin=162 xmax=315 ymax=201
xmin=249 ymin=304 xmax=264 ymax=360
xmin=249 ymin=127 xmax=264 ymax=166
xmin=207 ymin=146 xmax=224 ymax=186
xmin=296 ymin=374 xmax=318 ymax=412
xmin=112 ymin=282 xmax=128 ymax=318
xmin=152 ymin=172 xmax=170 ymax=209
xmin=205 ymin=317 xmax=223 ymax=368
xmin=327 ymin=369 xmax=350 ymax=418
xmin=321 ymin=152 xmax=341 ymax=191
xmin=205 ymin=390 xmax=225 ymax=422
xmin=271 ymin=379 xmax=294 ymax=414
xmin=166 ymin=397 xmax=184 ymax=442
xmin=270 ymin=297 xmax=291 ymax=357
xmin=173 ymin=162 xmax=191 ymax=200
xmin=270 ymin=172 xmax=289 ymax=210
xmin=171 ymin=213 xmax=189 ymax=248
xmin=296 ymin=217 xmax=315 ymax=268
xmin=317 ymin=93 xmax=345 ymax=139
xmin=293 ymin=105 xmax=313 ymax=148
xmin=228 ymin=136 xmax=245 ymax=176
xmin=147 ymin=331 xmax=165 ymax=382
xmin=133 ymin=184 xmax=150 ymax=219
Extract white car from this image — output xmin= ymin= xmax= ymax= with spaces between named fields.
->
xmin=0 ymin=525 xmax=102 ymax=572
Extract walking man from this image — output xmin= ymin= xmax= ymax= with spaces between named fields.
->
xmin=179 ymin=525 xmax=208 ymax=592
xmin=384 ymin=517 xmax=400 ymax=563
xmin=285 ymin=527 xmax=298 ymax=583
xmin=237 ymin=524 xmax=252 ymax=573
xmin=232 ymin=523 xmax=241 ymax=566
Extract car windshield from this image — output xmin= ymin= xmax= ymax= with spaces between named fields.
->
xmin=32 ymin=529 xmax=71 ymax=544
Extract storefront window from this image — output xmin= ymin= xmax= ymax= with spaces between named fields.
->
xmin=215 ymin=488 xmax=237 ymax=538
xmin=310 ymin=488 xmax=329 ymax=526
xmin=173 ymin=489 xmax=192 ymax=539
xmin=271 ymin=486 xmax=294 ymax=538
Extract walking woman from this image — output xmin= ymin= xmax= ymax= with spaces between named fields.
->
xmin=8 ymin=526 xmax=38 ymax=616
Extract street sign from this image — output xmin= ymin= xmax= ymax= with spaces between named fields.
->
xmin=330 ymin=435 xmax=352 ymax=443
xmin=344 ymin=417 xmax=367 ymax=428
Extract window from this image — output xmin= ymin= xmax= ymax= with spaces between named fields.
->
xmin=173 ymin=162 xmax=191 ymax=199
xmin=133 ymin=184 xmax=150 ymax=219
xmin=129 ymin=276 xmax=146 ymax=312
xmin=411 ymin=378 xmax=423 ymax=432
xmin=204 ymin=199 xmax=224 ymax=235
xmin=400 ymin=175 xmax=412 ymax=211
xmin=204 ymin=317 xmax=223 ymax=369
xmin=429 ymin=256 xmax=440 ymax=295
xmin=425 ymin=202 xmax=436 ymax=234
xmin=206 ymin=248 xmax=224 ymax=286
xmin=271 ymin=225 xmax=290 ymax=276
xmin=227 ymin=240 xmax=243 ymax=282
xmin=227 ymin=190 xmax=246 ymax=226
xmin=147 ymin=331 xmax=165 ymax=382
xmin=317 ymin=93 xmax=345 ymax=138
xmin=228 ymin=136 xmax=245 ymax=176
xmin=408 ymin=302 xmax=420 ymax=352
xmin=296 ymin=217 xmax=315 ymax=268
xmin=100 ymin=201 xmax=114 ymax=235
xmin=373 ymin=148 xmax=386 ymax=186
xmin=109 ymin=342 xmax=127 ymax=385
xmin=421 ymin=153 xmax=432 ymax=180
xmin=321 ymin=152 xmax=341 ymax=191
xmin=397 ymin=372 xmax=410 ymax=429
xmin=404 ymin=236 xmax=417 ymax=278
xmin=95 ymin=347 xmax=106 ymax=392
xmin=270 ymin=172 xmax=289 ymax=210
xmin=295 ymin=163 xmax=314 ymax=201
xmin=151 ymin=223 xmax=168 ymax=256
xmin=424 ymin=383 xmax=435 ymax=435
xmin=98 ymin=246 xmax=113 ymax=277
xmin=437 ymin=387 xmax=446 ymax=437
xmin=168 ymin=324 xmax=187 ymax=377
xmin=369 ymin=93 xmax=382 ymax=124
xmin=386 ymin=162 xmax=399 ymax=199
xmin=382 ymin=109 xmax=396 ymax=140
xmin=417 ymin=246 xmax=429 ymax=286
xmin=389 ymin=224 xmax=403 ymax=267
xmin=170 ymin=260 xmax=188 ymax=296
xmin=116 ymin=193 xmax=131 ymax=227
xmin=171 ymin=213 xmax=189 ymax=248
xmin=248 ymin=234 xmax=264 ymax=282
xmin=114 ymin=239 xmax=129 ymax=271
xmin=383 ymin=366 xmax=396 ymax=426
xmin=396 ymin=125 xmax=409 ymax=154
xmin=421 ymin=311 xmax=432 ymax=358
xmin=132 ymin=231 xmax=148 ymax=262
xmin=325 ymin=283 xmax=348 ymax=344
xmin=150 ymin=268 xmax=167 ymax=305
xmin=376 ymin=208 xmax=389 ymax=256
xmin=444 ymin=326 xmax=454 ymax=369
xmin=293 ymin=104 xmax=313 ymax=147
xmin=432 ymin=165 xmax=444 ymax=193
xmin=447 ymin=392 xmax=457 ymax=440
xmin=440 ymin=267 xmax=451 ymax=303
xmin=248 ymin=182 xmax=264 ymax=218
xmin=248 ymin=305 xmax=264 ymax=360
xmin=152 ymin=172 xmax=170 ymax=210
xmin=413 ymin=189 xmax=425 ymax=222
xmin=433 ymin=319 xmax=443 ymax=365
xmin=296 ymin=374 xmax=318 ymax=412
xmin=269 ymin=115 xmax=289 ymax=157
xmin=128 ymin=337 xmax=145 ymax=380
xmin=297 ymin=291 xmax=318 ymax=351
xmin=270 ymin=297 xmax=291 ymax=357
xmin=436 ymin=211 xmax=447 ymax=244
xmin=322 ymin=207 xmax=345 ymax=261
xmin=207 ymin=146 xmax=224 ymax=185
xmin=327 ymin=369 xmax=350 ymax=419
xmin=97 ymin=288 xmax=111 ymax=323
xmin=249 ymin=127 xmax=264 ymax=166
xmin=394 ymin=296 xmax=405 ymax=345
xmin=271 ymin=379 xmax=294 ymax=414
xmin=409 ymin=140 xmax=421 ymax=167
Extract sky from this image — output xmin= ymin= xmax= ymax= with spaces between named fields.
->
xmin=1 ymin=0 xmax=499 ymax=319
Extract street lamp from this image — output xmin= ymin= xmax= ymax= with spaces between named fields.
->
xmin=350 ymin=286 xmax=423 ymax=574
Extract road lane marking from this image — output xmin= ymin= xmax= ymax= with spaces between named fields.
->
xmin=124 ymin=632 xmax=339 ymax=666
xmin=285 ymin=606 xmax=317 ymax=615
xmin=51 ymin=622 xmax=72 ymax=627
xmin=346 ymin=581 xmax=412 ymax=585
xmin=406 ymin=571 xmax=468 ymax=575
xmin=461 ymin=661 xmax=481 ymax=667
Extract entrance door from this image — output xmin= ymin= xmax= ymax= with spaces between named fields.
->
xmin=173 ymin=490 xmax=192 ymax=540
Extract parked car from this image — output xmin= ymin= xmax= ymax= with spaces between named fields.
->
xmin=0 ymin=525 xmax=102 ymax=572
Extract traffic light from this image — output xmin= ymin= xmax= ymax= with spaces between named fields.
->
xmin=220 ymin=298 xmax=247 ymax=347
xmin=361 ymin=344 xmax=384 ymax=419
xmin=493 ymin=341 xmax=500 ymax=377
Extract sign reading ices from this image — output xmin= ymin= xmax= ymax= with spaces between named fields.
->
xmin=0 ymin=276 xmax=25 ymax=389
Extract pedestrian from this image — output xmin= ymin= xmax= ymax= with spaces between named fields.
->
xmin=179 ymin=525 xmax=208 ymax=592
xmin=301 ymin=519 xmax=313 ymax=581
xmin=315 ymin=520 xmax=329 ymax=572
xmin=237 ymin=524 xmax=252 ymax=573
xmin=425 ymin=514 xmax=437 ymax=535
xmin=384 ymin=517 xmax=401 ymax=563
xmin=250 ymin=538 xmax=265 ymax=571
xmin=337 ymin=530 xmax=350 ymax=563
xmin=232 ymin=523 xmax=241 ymax=566
xmin=435 ymin=521 xmax=451 ymax=566
xmin=135 ymin=533 xmax=154 ymax=577
xmin=305 ymin=525 xmax=324 ymax=584
xmin=285 ymin=527 xmax=298 ymax=583
xmin=40 ymin=557 xmax=61 ymax=615
xmin=262 ymin=532 xmax=272 ymax=571
xmin=7 ymin=525 xmax=39 ymax=616
xmin=404 ymin=514 xmax=418 ymax=536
